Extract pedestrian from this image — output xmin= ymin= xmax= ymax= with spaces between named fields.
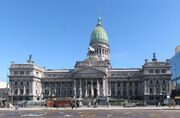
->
xmin=15 ymin=106 xmax=19 ymax=110
xmin=76 ymin=100 xmax=79 ymax=108
xmin=87 ymin=99 xmax=91 ymax=108
xmin=158 ymin=102 xmax=161 ymax=107
xmin=107 ymin=101 xmax=110 ymax=107
xmin=156 ymin=101 xmax=158 ymax=107
xmin=172 ymin=99 xmax=176 ymax=109
xmin=70 ymin=100 xmax=74 ymax=109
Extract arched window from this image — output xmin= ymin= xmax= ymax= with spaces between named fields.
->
xmin=15 ymin=89 xmax=18 ymax=95
xmin=163 ymin=80 xmax=166 ymax=85
xmin=123 ymin=83 xmax=126 ymax=87
xmin=150 ymin=80 xmax=153 ymax=84
xmin=26 ymin=89 xmax=29 ymax=94
xmin=150 ymin=88 xmax=153 ymax=95
xmin=15 ymin=81 xmax=17 ymax=85
xmin=21 ymin=81 xmax=23 ymax=85
xmin=156 ymin=80 xmax=159 ymax=85
xmin=20 ymin=89 xmax=23 ymax=94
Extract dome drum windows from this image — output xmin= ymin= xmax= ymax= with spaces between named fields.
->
xmin=102 ymin=49 xmax=104 ymax=54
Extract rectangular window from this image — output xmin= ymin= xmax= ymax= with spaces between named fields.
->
xmin=53 ymin=74 xmax=57 ymax=78
xmin=47 ymin=74 xmax=51 ymax=78
xmin=25 ymin=71 xmax=30 ymax=75
xmin=14 ymin=71 xmax=18 ymax=75
xmin=123 ymin=83 xmax=126 ymax=87
xmin=129 ymin=82 xmax=132 ymax=87
xmin=149 ymin=69 xmax=154 ymax=73
xmin=118 ymin=90 xmax=121 ymax=95
xmin=20 ymin=71 xmax=24 ymax=75
xmin=155 ymin=69 xmax=160 ymax=74
xmin=162 ymin=69 xmax=166 ymax=73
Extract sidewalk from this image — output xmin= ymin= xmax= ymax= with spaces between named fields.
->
xmin=1 ymin=106 xmax=180 ymax=111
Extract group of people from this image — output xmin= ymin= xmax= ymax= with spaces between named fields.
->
xmin=156 ymin=99 xmax=176 ymax=108
xmin=87 ymin=98 xmax=99 ymax=108
xmin=88 ymin=98 xmax=110 ymax=108
xmin=70 ymin=100 xmax=80 ymax=109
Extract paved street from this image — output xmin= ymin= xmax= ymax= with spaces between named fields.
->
xmin=0 ymin=108 xmax=180 ymax=118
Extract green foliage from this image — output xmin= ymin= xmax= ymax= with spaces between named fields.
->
xmin=109 ymin=98 xmax=126 ymax=105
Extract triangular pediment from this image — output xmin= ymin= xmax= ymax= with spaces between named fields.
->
xmin=72 ymin=67 xmax=106 ymax=78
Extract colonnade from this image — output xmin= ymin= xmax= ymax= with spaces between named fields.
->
xmin=73 ymin=78 xmax=106 ymax=98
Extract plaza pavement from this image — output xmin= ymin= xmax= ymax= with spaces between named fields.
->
xmin=1 ymin=106 xmax=180 ymax=111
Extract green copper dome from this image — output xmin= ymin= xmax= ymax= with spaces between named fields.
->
xmin=90 ymin=17 xmax=108 ymax=45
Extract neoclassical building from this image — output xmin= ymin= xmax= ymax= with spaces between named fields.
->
xmin=8 ymin=18 xmax=171 ymax=105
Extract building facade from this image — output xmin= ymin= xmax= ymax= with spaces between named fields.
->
xmin=8 ymin=18 xmax=171 ymax=105
xmin=170 ymin=46 xmax=180 ymax=90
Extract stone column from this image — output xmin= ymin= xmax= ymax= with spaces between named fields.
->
xmin=166 ymin=80 xmax=169 ymax=93
xmin=138 ymin=81 xmax=141 ymax=96
xmin=132 ymin=82 xmax=135 ymax=97
xmin=18 ymin=86 xmax=20 ymax=95
xmin=147 ymin=80 xmax=150 ymax=94
xmin=49 ymin=83 xmax=51 ymax=96
xmin=85 ymin=80 xmax=88 ymax=97
xmin=115 ymin=82 xmax=117 ymax=97
xmin=168 ymin=81 xmax=171 ymax=94
xmin=91 ymin=80 xmax=94 ymax=97
xmin=102 ymin=79 xmax=106 ymax=96
xmin=153 ymin=80 xmax=156 ymax=95
xmin=121 ymin=82 xmax=123 ymax=97
xmin=160 ymin=80 xmax=162 ymax=95
xmin=97 ymin=79 xmax=100 ymax=96
xmin=79 ymin=79 xmax=82 ymax=98
xmin=23 ymin=85 xmax=26 ymax=95
xmin=60 ymin=82 xmax=63 ymax=96
xmin=127 ymin=82 xmax=129 ymax=98
xmin=73 ymin=80 xmax=76 ymax=98
xmin=108 ymin=81 xmax=111 ymax=96
xmin=144 ymin=81 xmax=147 ymax=95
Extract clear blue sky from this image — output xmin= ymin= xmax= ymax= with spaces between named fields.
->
xmin=0 ymin=0 xmax=180 ymax=82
